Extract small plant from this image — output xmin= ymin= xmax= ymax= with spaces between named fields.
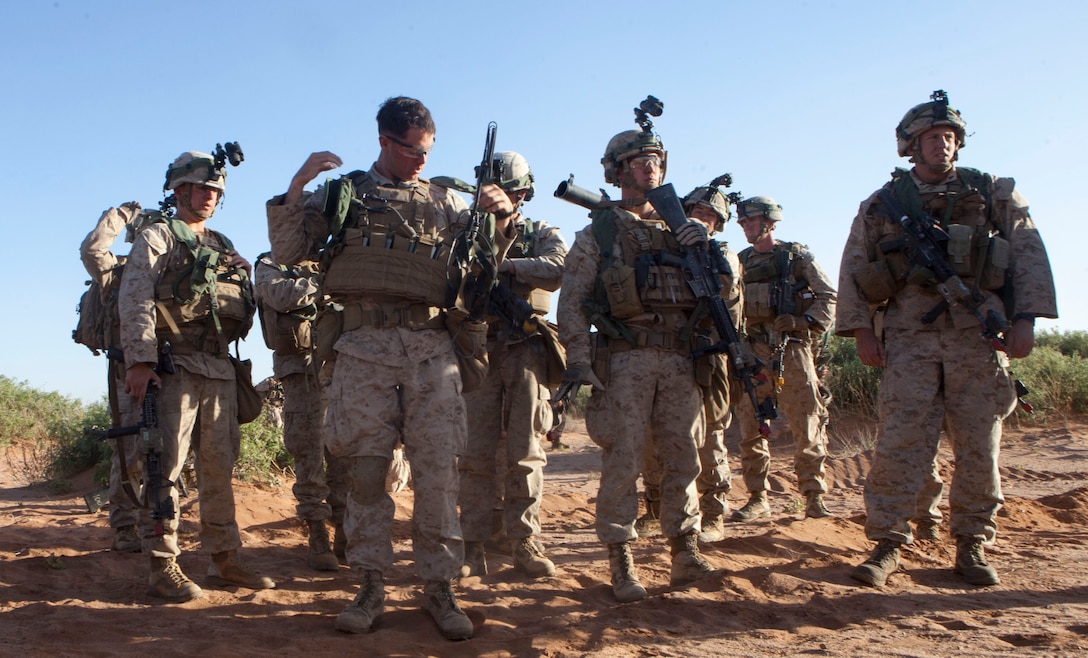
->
xmin=235 ymin=413 xmax=292 ymax=486
xmin=782 ymin=498 xmax=804 ymax=515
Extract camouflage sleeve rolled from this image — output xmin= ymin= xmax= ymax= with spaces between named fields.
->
xmin=514 ymin=221 xmax=567 ymax=292
xmin=557 ymin=225 xmax=600 ymax=365
xmin=253 ymin=256 xmax=320 ymax=314
xmin=797 ymin=247 xmax=837 ymax=332
xmin=991 ymin=177 xmax=1058 ymax=320
xmin=80 ymin=203 xmax=140 ymax=285
xmin=835 ymin=192 xmax=883 ymax=337
xmin=118 ymin=223 xmax=174 ymax=368
xmin=267 ymin=190 xmax=329 ymax=267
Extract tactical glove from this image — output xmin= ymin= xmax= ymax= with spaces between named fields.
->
xmin=563 ymin=362 xmax=606 ymax=391
xmin=673 ymin=220 xmax=709 ymax=247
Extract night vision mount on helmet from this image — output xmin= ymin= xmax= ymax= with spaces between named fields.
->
xmin=896 ymin=90 xmax=967 ymax=157
xmin=161 ymin=141 xmax=245 ymax=214
xmin=683 ymin=173 xmax=743 ymax=232
xmin=601 ymin=95 xmax=667 ymax=187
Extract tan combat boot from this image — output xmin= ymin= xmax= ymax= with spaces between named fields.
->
xmin=306 ymin=519 xmax=340 ymax=571
xmin=850 ymin=539 xmax=901 ymax=587
xmin=335 ymin=569 xmax=385 ymax=634
xmin=112 ymin=525 xmax=142 ymax=553
xmin=805 ymin=492 xmax=833 ymax=519
xmin=634 ymin=497 xmax=661 ymax=537
xmin=731 ymin=490 xmax=770 ymax=522
xmin=954 ymin=538 xmax=1000 ymax=586
xmin=913 ymin=520 xmax=942 ymax=541
xmin=207 ymin=550 xmax=276 ymax=589
xmin=607 ymin=542 xmax=647 ymax=603
xmin=513 ymin=536 xmax=556 ymax=578
xmin=147 ymin=556 xmax=203 ymax=602
xmin=698 ymin=514 xmax=725 ymax=543
xmin=460 ymin=541 xmax=487 ymax=578
xmin=422 ymin=580 xmax=474 ymax=640
xmin=669 ymin=531 xmax=717 ymax=586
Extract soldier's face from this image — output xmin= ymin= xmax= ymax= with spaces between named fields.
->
xmin=738 ymin=215 xmax=772 ymax=244
xmin=618 ymin=153 xmax=662 ymax=193
xmin=689 ymin=204 xmax=721 ymax=234
xmin=377 ymin=127 xmax=434 ymax=182
xmin=175 ymin=183 xmax=220 ymax=222
xmin=914 ymin=126 xmax=958 ymax=171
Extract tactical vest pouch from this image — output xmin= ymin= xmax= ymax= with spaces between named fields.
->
xmin=231 ymin=356 xmax=263 ymax=425
xmin=528 ymin=288 xmax=552 ymax=315
xmin=258 ymin=304 xmax=312 ymax=354
xmin=979 ymin=234 xmax=1009 ymax=290
xmin=946 ymin=224 xmax=975 ymax=277
xmin=854 ymin=260 xmax=898 ymax=302
xmin=323 ymin=228 xmax=449 ymax=306
xmin=638 ymin=264 xmax=696 ymax=310
xmin=744 ymin=282 xmax=777 ymax=320
xmin=446 ymin=311 xmax=489 ymax=393
xmin=602 ymin=265 xmax=643 ymax=319
xmin=313 ymin=304 xmax=344 ymax=362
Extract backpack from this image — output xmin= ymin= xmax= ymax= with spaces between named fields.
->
xmin=73 ymin=260 xmax=124 ymax=356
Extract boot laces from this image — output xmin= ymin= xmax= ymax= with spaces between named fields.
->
xmin=163 ymin=559 xmax=190 ymax=586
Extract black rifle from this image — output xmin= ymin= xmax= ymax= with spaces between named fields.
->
xmin=86 ymin=344 xmax=181 ymax=536
xmin=877 ymin=189 xmax=1008 ymax=344
xmin=767 ymin=248 xmax=806 ymax=398
xmin=877 ymin=189 xmax=1033 ymax=413
xmin=448 ymin=122 xmax=502 ymax=321
xmin=645 ymin=183 xmax=776 ymax=436
xmin=489 ymin=275 xmax=540 ymax=342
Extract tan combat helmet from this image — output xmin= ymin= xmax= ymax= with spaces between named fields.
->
xmin=736 ymin=196 xmax=784 ymax=223
xmin=896 ymin=89 xmax=967 ymax=157
xmin=494 ymin=151 xmax=535 ymax=201
xmin=683 ymin=186 xmax=732 ymax=232
xmin=601 ymin=129 xmax=667 ymax=187
xmin=164 ymin=151 xmax=226 ymax=192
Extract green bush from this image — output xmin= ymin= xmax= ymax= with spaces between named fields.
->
xmin=236 ymin=414 xmax=291 ymax=486
xmin=824 ymin=336 xmax=882 ymax=421
xmin=1035 ymin=329 xmax=1088 ymax=358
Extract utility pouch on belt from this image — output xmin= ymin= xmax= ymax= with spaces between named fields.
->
xmin=313 ymin=304 xmax=344 ymax=362
xmin=602 ymin=265 xmax=643 ymax=319
xmin=446 ymin=311 xmax=489 ymax=393
xmin=231 ymin=356 xmax=263 ymax=425
xmin=590 ymin=333 xmax=612 ymax=386
xmin=854 ymin=260 xmax=899 ymax=302
xmin=537 ymin=320 xmax=567 ymax=388
xmin=979 ymin=234 xmax=1009 ymax=290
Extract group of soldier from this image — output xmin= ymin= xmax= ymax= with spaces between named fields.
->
xmin=79 ymin=90 xmax=1056 ymax=642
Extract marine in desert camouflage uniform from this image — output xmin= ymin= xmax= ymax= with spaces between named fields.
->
xmin=837 ymin=91 xmax=1057 ymax=588
xmin=120 ymin=150 xmax=274 ymax=602
xmin=253 ymin=253 xmax=349 ymax=571
xmin=266 ymin=97 xmax=515 ymax=640
xmin=636 ymin=184 xmax=743 ymax=544
xmin=731 ymin=196 xmax=837 ymax=522
xmin=455 ymin=151 xmax=567 ymax=580
xmin=558 ymin=116 xmax=719 ymax=604
xmin=79 ymin=202 xmax=145 ymax=554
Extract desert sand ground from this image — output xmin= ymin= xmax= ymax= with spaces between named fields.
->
xmin=2 ymin=415 xmax=1087 ymax=657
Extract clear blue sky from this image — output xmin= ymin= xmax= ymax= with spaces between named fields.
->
xmin=2 ymin=1 xmax=1084 ymax=404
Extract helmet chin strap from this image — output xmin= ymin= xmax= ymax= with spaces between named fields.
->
xmin=747 ymin=220 xmax=774 ymax=244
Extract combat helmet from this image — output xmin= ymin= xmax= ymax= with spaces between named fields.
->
xmin=164 ymin=151 xmax=227 ymax=192
xmin=494 ymin=151 xmax=535 ymax=201
xmin=896 ymin=89 xmax=967 ymax=157
xmin=736 ymin=196 xmax=784 ymax=223
xmin=683 ymin=186 xmax=731 ymax=232
xmin=601 ymin=130 xmax=666 ymax=187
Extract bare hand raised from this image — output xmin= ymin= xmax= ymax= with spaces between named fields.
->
xmin=286 ymin=151 xmax=343 ymax=204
